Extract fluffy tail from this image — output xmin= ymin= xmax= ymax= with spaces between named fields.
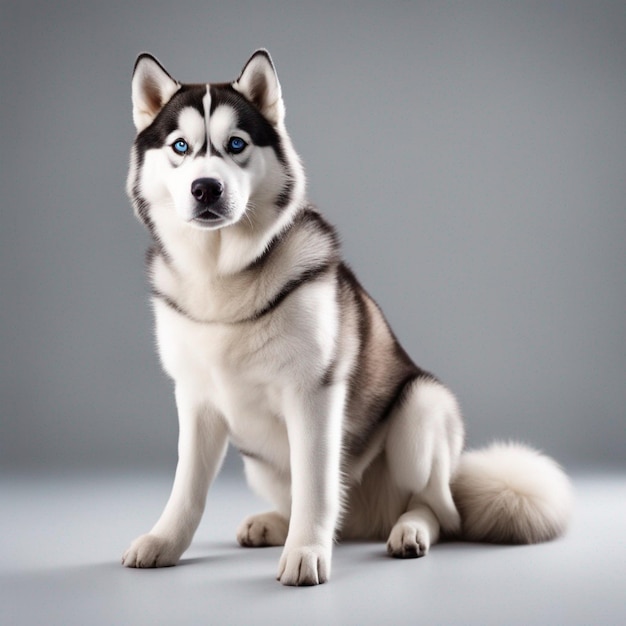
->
xmin=451 ymin=442 xmax=573 ymax=544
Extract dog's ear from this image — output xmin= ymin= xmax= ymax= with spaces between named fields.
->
xmin=233 ymin=50 xmax=285 ymax=126
xmin=131 ymin=54 xmax=180 ymax=132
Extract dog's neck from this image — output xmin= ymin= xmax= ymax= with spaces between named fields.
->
xmin=148 ymin=202 xmax=338 ymax=325
xmin=152 ymin=199 xmax=304 ymax=279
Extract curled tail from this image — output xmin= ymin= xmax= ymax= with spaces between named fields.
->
xmin=451 ymin=442 xmax=573 ymax=544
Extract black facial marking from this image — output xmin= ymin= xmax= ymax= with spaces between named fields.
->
xmin=209 ymin=84 xmax=288 ymax=165
xmin=275 ymin=179 xmax=294 ymax=209
xmin=133 ymin=84 xmax=207 ymax=165
xmin=197 ymin=138 xmax=208 ymax=157
xmin=209 ymin=139 xmax=222 ymax=158
xmin=131 ymin=179 xmax=158 ymax=239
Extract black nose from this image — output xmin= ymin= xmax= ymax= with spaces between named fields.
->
xmin=191 ymin=178 xmax=223 ymax=206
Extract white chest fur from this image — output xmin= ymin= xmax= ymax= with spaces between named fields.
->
xmin=151 ymin=274 xmax=338 ymax=463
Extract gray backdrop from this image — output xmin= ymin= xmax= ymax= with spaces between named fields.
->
xmin=1 ymin=0 xmax=625 ymax=473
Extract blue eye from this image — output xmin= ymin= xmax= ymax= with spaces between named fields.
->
xmin=227 ymin=136 xmax=247 ymax=154
xmin=172 ymin=139 xmax=189 ymax=155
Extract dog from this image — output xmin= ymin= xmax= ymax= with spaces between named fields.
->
xmin=122 ymin=50 xmax=573 ymax=586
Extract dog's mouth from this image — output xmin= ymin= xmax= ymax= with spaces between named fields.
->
xmin=188 ymin=206 xmax=230 ymax=230
xmin=193 ymin=208 xmax=224 ymax=222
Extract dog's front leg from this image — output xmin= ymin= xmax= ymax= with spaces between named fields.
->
xmin=122 ymin=387 xmax=228 ymax=568
xmin=277 ymin=383 xmax=345 ymax=586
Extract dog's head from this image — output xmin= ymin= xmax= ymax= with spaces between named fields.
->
xmin=127 ymin=50 xmax=302 ymax=236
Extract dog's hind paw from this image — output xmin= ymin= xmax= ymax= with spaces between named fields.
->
xmin=122 ymin=533 xmax=182 ymax=568
xmin=386 ymin=521 xmax=430 ymax=558
xmin=237 ymin=511 xmax=289 ymax=547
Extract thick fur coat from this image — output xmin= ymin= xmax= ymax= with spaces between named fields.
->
xmin=122 ymin=50 xmax=572 ymax=585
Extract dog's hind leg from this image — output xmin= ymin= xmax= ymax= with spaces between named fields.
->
xmin=386 ymin=495 xmax=440 ymax=557
xmin=384 ymin=378 xmax=464 ymax=558
xmin=237 ymin=453 xmax=291 ymax=547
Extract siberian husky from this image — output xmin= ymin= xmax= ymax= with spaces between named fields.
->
xmin=122 ymin=50 xmax=573 ymax=585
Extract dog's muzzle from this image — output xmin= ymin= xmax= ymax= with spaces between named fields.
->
xmin=190 ymin=177 xmax=226 ymax=221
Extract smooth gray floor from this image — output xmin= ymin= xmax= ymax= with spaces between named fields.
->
xmin=1 ymin=470 xmax=624 ymax=625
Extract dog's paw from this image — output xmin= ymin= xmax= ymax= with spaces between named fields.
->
xmin=386 ymin=521 xmax=430 ymax=558
xmin=121 ymin=533 xmax=182 ymax=568
xmin=277 ymin=544 xmax=330 ymax=586
xmin=237 ymin=511 xmax=289 ymax=547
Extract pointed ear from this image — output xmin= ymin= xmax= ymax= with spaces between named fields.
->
xmin=131 ymin=53 xmax=180 ymax=132
xmin=233 ymin=50 xmax=285 ymax=126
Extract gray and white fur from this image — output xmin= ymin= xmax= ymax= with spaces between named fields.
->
xmin=122 ymin=50 xmax=573 ymax=586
